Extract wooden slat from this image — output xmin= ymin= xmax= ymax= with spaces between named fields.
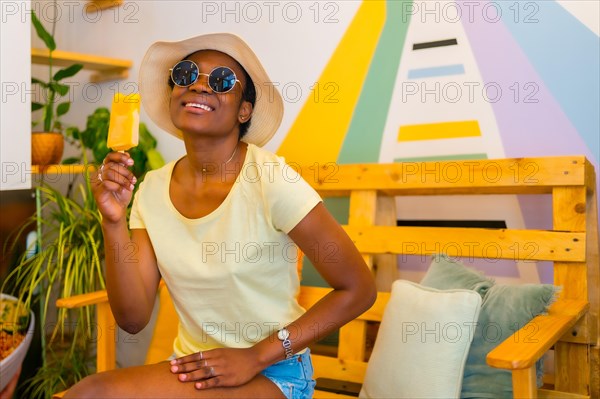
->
xmin=343 ymin=226 xmax=586 ymax=262
xmin=585 ymin=188 xmax=599 ymax=345
xmin=487 ymin=300 xmax=588 ymax=369
xmin=86 ymin=0 xmax=123 ymax=12
xmin=591 ymin=346 xmax=599 ymax=399
xmin=512 ymin=366 xmax=537 ymax=398
xmin=538 ymin=389 xmax=589 ymax=399
xmin=32 ymin=48 xmax=131 ymax=83
xmin=298 ymin=286 xmax=390 ymax=323
xmin=339 ymin=320 xmax=368 ymax=363
xmin=553 ymin=187 xmax=597 ymax=345
xmin=145 ymin=285 xmax=178 ymax=364
xmin=96 ymin=301 xmax=116 ymax=372
xmin=337 ymin=191 xmax=376 ymax=362
xmin=302 ymin=157 xmax=588 ymax=195
xmin=314 ymin=389 xmax=356 ymax=399
xmin=553 ymin=187 xmax=587 ymax=233
xmin=56 ymin=290 xmax=108 ymax=308
xmin=56 ymin=282 xmax=166 ymax=310
xmin=32 ymin=48 xmax=132 ymax=71
xmin=585 ymin=187 xmax=599 ymax=398
xmin=560 ymin=316 xmax=590 ymax=344
xmin=311 ymin=354 xmax=368 ymax=384
xmin=552 ymin=186 xmax=591 ymax=395
xmin=584 ymin=159 xmax=597 ymax=192
xmin=554 ymin=342 xmax=591 ymax=396
xmin=297 ymin=286 xmax=329 ymax=308
xmin=373 ymin=195 xmax=398 ymax=291
xmin=32 ymin=164 xmax=93 ymax=175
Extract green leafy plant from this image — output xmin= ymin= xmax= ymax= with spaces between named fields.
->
xmin=65 ymin=107 xmax=165 ymax=177
xmin=3 ymin=121 xmax=165 ymax=397
xmin=31 ymin=2 xmax=83 ymax=132
xmin=2 ymin=163 xmax=103 ymax=398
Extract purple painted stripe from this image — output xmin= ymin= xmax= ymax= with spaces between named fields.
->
xmin=460 ymin=2 xmax=597 ymax=284
xmin=459 ymin=0 xmax=593 ymax=161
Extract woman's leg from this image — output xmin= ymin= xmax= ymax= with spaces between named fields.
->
xmin=63 ymin=361 xmax=286 ymax=399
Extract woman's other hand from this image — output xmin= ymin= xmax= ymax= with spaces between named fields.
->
xmin=93 ymin=152 xmax=137 ymax=224
xmin=169 ymin=347 xmax=262 ymax=390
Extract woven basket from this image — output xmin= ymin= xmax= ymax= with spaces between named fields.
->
xmin=31 ymin=132 xmax=64 ymax=166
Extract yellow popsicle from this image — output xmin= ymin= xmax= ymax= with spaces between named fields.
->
xmin=107 ymin=92 xmax=140 ymax=151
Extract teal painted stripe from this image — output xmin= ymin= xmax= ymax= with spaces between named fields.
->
xmin=408 ymin=64 xmax=465 ymax=79
xmin=301 ymin=197 xmax=349 ymax=288
xmin=394 ymin=153 xmax=488 ymax=162
xmin=498 ymin=1 xmax=599 ymax=163
xmin=337 ymin=0 xmax=411 ymax=163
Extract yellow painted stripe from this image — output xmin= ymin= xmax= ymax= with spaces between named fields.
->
xmin=398 ymin=120 xmax=481 ymax=141
xmin=277 ymin=1 xmax=386 ymax=163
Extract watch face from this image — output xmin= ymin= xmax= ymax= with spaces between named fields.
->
xmin=277 ymin=328 xmax=289 ymax=340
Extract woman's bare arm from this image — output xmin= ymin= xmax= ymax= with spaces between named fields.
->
xmin=95 ymin=151 xmax=161 ymax=333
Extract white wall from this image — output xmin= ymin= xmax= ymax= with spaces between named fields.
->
xmin=1 ymin=0 xmax=32 ymax=190
xmin=28 ymin=0 xmax=358 ymax=162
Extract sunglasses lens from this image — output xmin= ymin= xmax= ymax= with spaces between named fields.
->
xmin=171 ymin=61 xmax=198 ymax=86
xmin=209 ymin=67 xmax=237 ymax=93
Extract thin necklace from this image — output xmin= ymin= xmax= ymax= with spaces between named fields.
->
xmin=201 ymin=144 xmax=238 ymax=173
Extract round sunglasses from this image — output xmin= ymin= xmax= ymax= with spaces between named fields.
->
xmin=169 ymin=60 xmax=241 ymax=93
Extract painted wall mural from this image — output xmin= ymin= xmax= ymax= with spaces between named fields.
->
xmin=277 ymin=0 xmax=599 ymax=285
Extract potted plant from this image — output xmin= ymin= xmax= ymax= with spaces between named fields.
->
xmin=31 ymin=2 xmax=83 ymax=166
xmin=2 ymin=114 xmax=164 ymax=398
xmin=0 ymin=294 xmax=36 ymax=396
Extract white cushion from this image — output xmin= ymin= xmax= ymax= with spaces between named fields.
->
xmin=359 ymin=280 xmax=482 ymax=399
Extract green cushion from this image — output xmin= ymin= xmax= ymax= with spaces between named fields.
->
xmin=421 ymin=254 xmax=559 ymax=398
xmin=421 ymin=255 xmax=494 ymax=297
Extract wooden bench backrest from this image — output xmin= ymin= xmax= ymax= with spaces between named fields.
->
xmin=56 ymin=156 xmax=597 ymax=399
xmin=296 ymin=156 xmax=598 ymax=398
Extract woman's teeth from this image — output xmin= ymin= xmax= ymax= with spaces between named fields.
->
xmin=186 ymin=103 xmax=213 ymax=111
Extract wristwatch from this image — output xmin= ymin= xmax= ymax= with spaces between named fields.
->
xmin=277 ymin=327 xmax=294 ymax=359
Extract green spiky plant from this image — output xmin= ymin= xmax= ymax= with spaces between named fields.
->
xmin=2 ymin=152 xmax=103 ymax=397
xmin=3 ymin=126 xmax=164 ymax=398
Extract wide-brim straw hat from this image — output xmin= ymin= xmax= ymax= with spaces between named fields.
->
xmin=139 ymin=33 xmax=284 ymax=147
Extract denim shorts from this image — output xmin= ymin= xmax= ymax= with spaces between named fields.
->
xmin=260 ymin=349 xmax=316 ymax=399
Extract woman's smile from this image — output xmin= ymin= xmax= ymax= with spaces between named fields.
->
xmin=184 ymin=101 xmax=214 ymax=113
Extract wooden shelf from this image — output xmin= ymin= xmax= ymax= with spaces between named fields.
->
xmin=31 ymin=48 xmax=132 ymax=83
xmin=86 ymin=0 xmax=123 ymax=12
xmin=32 ymin=164 xmax=95 ymax=175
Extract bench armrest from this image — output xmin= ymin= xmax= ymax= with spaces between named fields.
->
xmin=55 ymin=289 xmax=116 ymax=373
xmin=487 ymin=299 xmax=589 ymax=369
xmin=56 ymin=290 xmax=108 ymax=309
xmin=56 ymin=281 xmax=169 ymax=309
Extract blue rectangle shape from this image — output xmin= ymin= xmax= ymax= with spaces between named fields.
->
xmin=408 ymin=64 xmax=465 ymax=79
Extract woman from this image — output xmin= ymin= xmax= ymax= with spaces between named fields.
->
xmin=65 ymin=32 xmax=376 ymax=399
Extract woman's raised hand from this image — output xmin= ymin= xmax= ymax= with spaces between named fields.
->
xmin=93 ymin=152 xmax=137 ymax=224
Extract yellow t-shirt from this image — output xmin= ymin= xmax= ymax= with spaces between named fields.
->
xmin=129 ymin=144 xmax=322 ymax=356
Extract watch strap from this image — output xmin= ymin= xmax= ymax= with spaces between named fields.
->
xmin=278 ymin=328 xmax=294 ymax=359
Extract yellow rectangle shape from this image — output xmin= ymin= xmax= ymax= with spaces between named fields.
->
xmin=398 ymin=120 xmax=481 ymax=141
